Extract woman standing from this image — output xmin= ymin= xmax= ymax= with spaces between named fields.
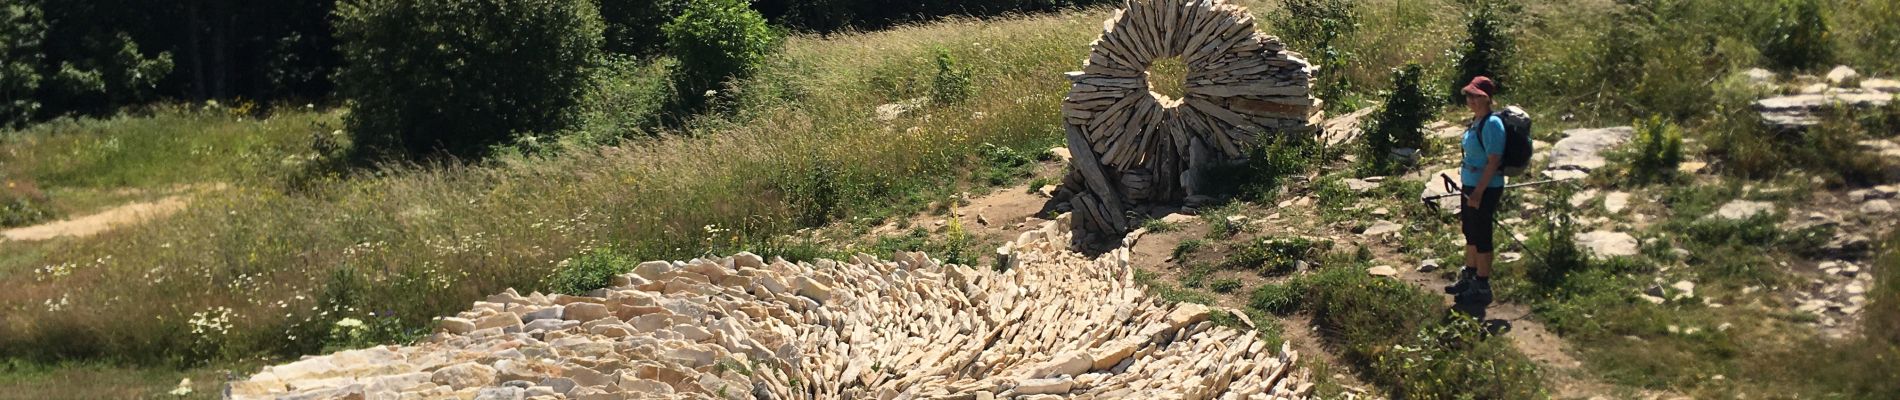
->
xmin=1444 ymin=76 xmax=1504 ymax=307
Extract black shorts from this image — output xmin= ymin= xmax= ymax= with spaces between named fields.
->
xmin=1461 ymin=186 xmax=1504 ymax=253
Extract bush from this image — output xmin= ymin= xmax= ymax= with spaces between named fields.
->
xmin=599 ymin=0 xmax=684 ymax=57
xmin=1223 ymin=236 xmax=1331 ymax=275
xmin=664 ymin=0 xmax=779 ymax=108
xmin=1201 ymin=137 xmax=1315 ymax=202
xmin=547 ymin=248 xmax=637 ymax=295
xmin=1629 ymin=115 xmax=1684 ymax=183
xmin=1761 ymin=0 xmax=1832 ymax=71
xmin=1361 ymin=63 xmax=1434 ymax=175
xmin=1248 ymin=281 xmax=1304 ymax=315
xmin=930 ymin=49 xmax=973 ymax=105
xmin=1 ymin=3 xmax=45 ymax=129
xmin=1449 ymin=0 xmax=1516 ymax=104
xmin=0 ymin=179 xmax=54 ymax=228
xmin=1272 ymin=0 xmax=1359 ymax=111
xmin=334 ymin=0 xmax=603 ymax=159
xmin=1374 ymin=316 xmax=1546 ymax=399
xmin=1210 ymin=278 xmax=1242 ymax=294
xmin=1523 ymin=185 xmax=1588 ymax=291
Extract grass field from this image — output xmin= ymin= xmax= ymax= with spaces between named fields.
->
xmin=1 ymin=0 xmax=1897 ymax=398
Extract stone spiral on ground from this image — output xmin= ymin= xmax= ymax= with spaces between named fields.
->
xmin=230 ymin=212 xmax=1311 ymax=399
xmin=1057 ymin=0 xmax=1319 ymax=241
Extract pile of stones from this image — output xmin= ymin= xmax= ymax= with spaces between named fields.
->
xmin=1054 ymin=0 xmax=1318 ymax=244
xmin=229 ymin=212 xmax=1311 ymax=399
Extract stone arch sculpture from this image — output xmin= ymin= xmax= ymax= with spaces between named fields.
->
xmin=1057 ymin=0 xmax=1319 ymax=243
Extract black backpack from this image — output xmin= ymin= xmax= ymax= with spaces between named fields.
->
xmin=1478 ymin=105 xmax=1534 ymax=177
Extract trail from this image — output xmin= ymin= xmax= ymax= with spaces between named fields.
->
xmin=1 ymin=195 xmax=190 ymax=241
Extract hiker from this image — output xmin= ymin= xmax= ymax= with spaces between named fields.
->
xmin=1446 ymin=76 xmax=1504 ymax=306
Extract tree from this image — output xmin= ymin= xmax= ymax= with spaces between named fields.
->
xmin=664 ymin=0 xmax=779 ymax=108
xmin=334 ymin=0 xmax=604 ymax=159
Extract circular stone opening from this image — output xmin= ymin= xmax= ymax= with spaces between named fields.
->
xmin=1146 ymin=57 xmax=1189 ymax=107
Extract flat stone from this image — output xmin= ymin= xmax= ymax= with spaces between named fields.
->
xmin=1575 ymin=231 xmax=1639 ymax=259
xmin=438 ymin=317 xmax=477 ymax=334
xmin=563 ymin=302 xmax=610 ymax=322
xmin=1545 ymin=127 xmax=1634 ymax=174
xmin=1366 ymin=265 xmax=1398 ymax=277
xmin=1862 ymin=78 xmax=1900 ymax=94
xmin=1862 ymin=199 xmax=1893 ymax=214
xmin=1713 ymin=200 xmax=1775 ymax=220
xmin=1416 ymin=259 xmax=1440 ymax=272
xmin=1015 ymin=378 xmax=1076 ymax=395
xmin=521 ymin=306 xmax=564 ymax=322
xmin=1361 ymin=220 xmax=1403 ymax=236
xmin=475 ymin=312 xmax=524 ymax=331
xmin=1604 ymin=192 xmax=1630 ymax=214
xmin=1826 ymin=65 xmax=1859 ymax=85
xmin=431 ymin=363 xmax=496 ymax=389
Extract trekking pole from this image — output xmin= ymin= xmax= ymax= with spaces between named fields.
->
xmin=1421 ymin=174 xmax=1579 ymax=267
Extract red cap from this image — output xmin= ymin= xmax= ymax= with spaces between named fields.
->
xmin=1462 ymin=76 xmax=1497 ymax=97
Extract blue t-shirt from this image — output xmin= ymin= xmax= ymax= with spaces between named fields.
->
xmin=1461 ymin=115 xmax=1507 ymax=189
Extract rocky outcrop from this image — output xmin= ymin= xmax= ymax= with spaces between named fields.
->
xmin=230 ymin=213 xmax=1310 ymax=399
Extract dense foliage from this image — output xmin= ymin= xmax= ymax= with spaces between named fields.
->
xmin=334 ymin=0 xmax=603 ymax=159
xmin=1361 ymin=63 xmax=1434 ymax=175
xmin=664 ymin=0 xmax=778 ymax=109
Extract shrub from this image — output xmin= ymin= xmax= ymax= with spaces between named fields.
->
xmin=547 ymin=248 xmax=637 ymax=295
xmin=1173 ymin=239 xmax=1206 ymax=260
xmin=1201 ymin=137 xmax=1314 ymax=202
xmin=1223 ymin=236 xmax=1331 ymax=275
xmin=1272 ymin=0 xmax=1359 ymax=111
xmin=664 ymin=0 xmax=778 ymax=108
xmin=1248 ymin=281 xmax=1304 ymax=315
xmin=1374 ymin=316 xmax=1546 ymax=399
xmin=0 ymin=179 xmax=54 ymax=228
xmin=1449 ymin=0 xmax=1516 ymax=104
xmin=930 ymin=49 xmax=973 ymax=105
xmin=1360 ymin=63 xmax=1434 ymax=175
xmin=1 ymin=3 xmax=45 ymax=128
xmin=927 ymin=49 xmax=972 ymax=104
xmin=1760 ymin=0 xmax=1832 ymax=71
xmin=599 ymin=0 xmax=684 ymax=57
xmin=1523 ymin=185 xmax=1588 ymax=292
xmin=334 ymin=0 xmax=603 ymax=159
xmin=1210 ymin=278 xmax=1242 ymax=294
xmin=1629 ymin=115 xmax=1684 ymax=183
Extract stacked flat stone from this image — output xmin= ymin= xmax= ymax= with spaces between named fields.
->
xmin=229 ymin=212 xmax=1311 ymax=399
xmin=1059 ymin=0 xmax=1319 ymax=239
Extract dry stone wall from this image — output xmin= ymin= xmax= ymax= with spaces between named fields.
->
xmin=1057 ymin=0 xmax=1319 ymax=243
xmin=230 ymin=212 xmax=1311 ymax=399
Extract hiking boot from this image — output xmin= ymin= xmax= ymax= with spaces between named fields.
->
xmin=1455 ymin=278 xmax=1494 ymax=307
xmin=1443 ymin=266 xmax=1477 ymax=294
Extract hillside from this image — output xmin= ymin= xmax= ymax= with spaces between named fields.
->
xmin=1 ymin=0 xmax=1897 ymax=398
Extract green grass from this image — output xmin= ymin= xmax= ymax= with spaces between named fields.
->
xmin=1 ymin=107 xmax=342 ymax=190
xmin=1279 ymin=259 xmax=1545 ymax=399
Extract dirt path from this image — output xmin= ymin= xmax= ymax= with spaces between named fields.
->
xmin=1 ymin=195 xmax=190 ymax=241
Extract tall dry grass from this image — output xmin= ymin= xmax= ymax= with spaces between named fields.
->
xmin=0 ymin=9 xmax=1107 ymax=365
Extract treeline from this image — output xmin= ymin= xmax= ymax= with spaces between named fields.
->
xmin=1 ymin=0 xmax=1115 ymax=130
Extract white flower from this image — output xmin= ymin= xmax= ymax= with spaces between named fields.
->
xmin=335 ymin=318 xmax=365 ymax=328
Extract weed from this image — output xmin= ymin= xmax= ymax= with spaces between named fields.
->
xmin=930 ymin=49 xmax=973 ymax=105
xmin=1222 ymin=236 xmax=1331 ymax=276
xmin=1247 ymin=281 xmax=1303 ymax=315
xmin=1628 ymin=115 xmax=1684 ymax=184
xmin=1140 ymin=218 xmax=1178 ymax=233
xmin=1172 ymin=239 xmax=1206 ymax=260
xmin=1209 ymin=278 xmax=1242 ymax=294
xmin=1360 ymin=64 xmax=1434 ymax=176
xmin=546 ymin=248 xmax=636 ymax=295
